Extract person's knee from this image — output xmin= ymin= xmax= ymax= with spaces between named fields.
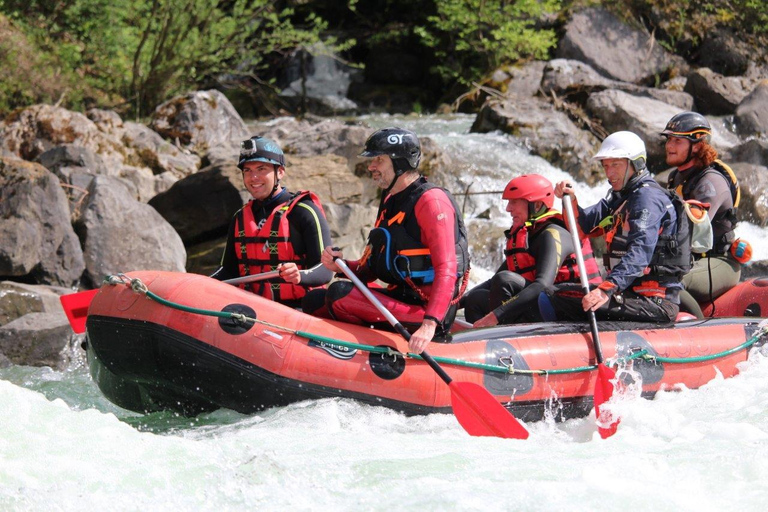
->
xmin=325 ymin=281 xmax=355 ymax=319
xmin=301 ymin=289 xmax=328 ymax=315
xmin=538 ymin=291 xmax=557 ymax=321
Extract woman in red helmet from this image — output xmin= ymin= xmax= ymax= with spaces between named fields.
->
xmin=462 ymin=174 xmax=601 ymax=327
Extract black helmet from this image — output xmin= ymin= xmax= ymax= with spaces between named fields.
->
xmin=360 ymin=127 xmax=421 ymax=173
xmin=661 ymin=112 xmax=712 ymax=142
xmin=238 ymin=136 xmax=285 ymax=170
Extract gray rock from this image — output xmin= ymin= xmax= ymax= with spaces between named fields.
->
xmin=0 ymin=158 xmax=85 ymax=286
xmin=684 ymin=68 xmax=756 ymax=115
xmin=121 ymin=121 xmax=201 ymax=177
xmin=148 ymin=163 xmax=246 ymax=244
xmin=471 ymin=95 xmax=603 ymax=184
xmin=542 ymin=59 xmax=694 ymax=111
xmin=0 ymin=104 xmax=126 ymax=169
xmin=696 ymin=27 xmax=752 ymax=77
xmin=0 ymin=281 xmax=71 ymax=327
xmin=36 ymin=144 xmax=107 ymax=179
xmin=280 ymin=44 xmax=361 ymax=115
xmin=541 ymin=59 xmax=616 ymax=96
xmin=503 ymin=61 xmax=547 ymax=98
xmin=586 ymin=89 xmax=738 ymax=170
xmin=323 ymin=203 xmax=378 ymax=258
xmin=0 ymin=312 xmax=75 ymax=368
xmin=557 ymin=8 xmax=684 ymax=84
xmin=735 ymin=80 xmax=768 ymax=137
xmin=151 ymin=89 xmax=250 ymax=154
xmin=729 ymin=163 xmax=768 ymax=227
xmin=725 ymin=139 xmax=768 ymax=167
xmin=77 ymin=175 xmax=186 ymax=287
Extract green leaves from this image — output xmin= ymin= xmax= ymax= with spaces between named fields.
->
xmin=416 ymin=0 xmax=560 ymax=87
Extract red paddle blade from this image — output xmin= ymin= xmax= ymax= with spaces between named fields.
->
xmin=60 ymin=289 xmax=99 ymax=334
xmin=594 ymin=363 xmax=620 ymax=439
xmin=449 ymin=381 xmax=529 ymax=440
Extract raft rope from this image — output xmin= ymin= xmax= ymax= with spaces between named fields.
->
xmin=104 ymin=274 xmax=768 ymax=376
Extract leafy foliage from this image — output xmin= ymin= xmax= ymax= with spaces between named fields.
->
xmin=414 ymin=0 xmax=560 ymax=88
xmin=0 ymin=0 xmax=336 ymax=116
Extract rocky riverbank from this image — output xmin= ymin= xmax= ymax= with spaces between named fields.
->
xmin=1 ymin=7 xmax=767 ymax=368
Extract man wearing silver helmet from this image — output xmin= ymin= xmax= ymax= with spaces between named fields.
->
xmin=541 ymin=131 xmax=690 ymax=323
xmin=304 ymin=127 xmax=470 ymax=354
xmin=211 ymin=136 xmax=333 ymax=308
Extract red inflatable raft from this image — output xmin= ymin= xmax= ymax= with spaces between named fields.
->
xmin=83 ymin=271 xmax=768 ymax=422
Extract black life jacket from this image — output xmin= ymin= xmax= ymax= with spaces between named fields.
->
xmin=668 ymin=159 xmax=739 ymax=254
xmin=365 ymin=177 xmax=469 ymax=288
xmin=604 ymin=180 xmax=691 ymax=279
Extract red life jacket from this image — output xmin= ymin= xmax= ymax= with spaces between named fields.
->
xmin=233 ymin=191 xmax=325 ymax=303
xmin=504 ymin=211 xmax=602 ymax=285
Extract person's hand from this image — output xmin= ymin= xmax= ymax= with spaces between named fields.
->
xmin=321 ymin=246 xmax=343 ymax=272
xmin=582 ymin=288 xmax=609 ymax=312
xmin=408 ymin=319 xmax=437 ymax=354
xmin=473 ymin=312 xmax=499 ymax=328
xmin=554 ymin=180 xmax=574 ymax=199
xmin=277 ymin=262 xmax=301 ymax=284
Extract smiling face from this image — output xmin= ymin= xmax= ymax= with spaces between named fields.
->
xmin=601 ymin=158 xmax=633 ymax=191
xmin=242 ymin=161 xmax=284 ymax=201
xmin=665 ymin=136 xmax=694 ymax=170
xmin=506 ymin=198 xmax=530 ymax=232
xmin=367 ymin=154 xmax=396 ymax=190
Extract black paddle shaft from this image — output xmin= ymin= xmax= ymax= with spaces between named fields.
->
xmin=392 ymin=323 xmax=454 ymax=385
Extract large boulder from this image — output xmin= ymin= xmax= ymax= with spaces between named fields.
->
xmin=730 ymin=163 xmax=768 ymax=227
xmin=282 ymin=154 xmax=365 ymax=205
xmin=121 ymin=121 xmax=201 ymax=177
xmin=150 ymin=90 xmax=249 ymax=154
xmin=0 ymin=281 xmax=71 ymax=327
xmin=0 ymin=312 xmax=76 ymax=368
xmin=695 ymin=27 xmax=753 ymax=77
xmin=684 ymin=68 xmax=756 ymax=115
xmin=725 ymin=139 xmax=768 ymax=168
xmin=280 ymin=44 xmax=361 ymax=115
xmin=257 ymin=118 xmax=369 ymax=171
xmin=148 ymin=163 xmax=247 ymax=244
xmin=471 ymin=95 xmax=602 ymax=184
xmin=586 ymin=89 xmax=739 ymax=170
xmin=76 ymin=175 xmax=186 ymax=287
xmin=323 ymin=203 xmax=378 ymax=258
xmin=734 ymin=80 xmax=768 ymax=137
xmin=542 ymin=59 xmax=693 ymax=110
xmin=557 ymin=8 xmax=684 ymax=84
xmin=0 ymin=104 xmax=125 ymax=168
xmin=0 ymin=158 xmax=85 ymax=286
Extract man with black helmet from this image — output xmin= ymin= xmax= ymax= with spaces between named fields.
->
xmin=304 ymin=127 xmax=470 ymax=354
xmin=210 ymin=136 xmax=333 ymax=308
xmin=542 ymin=131 xmax=689 ymax=323
xmin=462 ymin=174 xmax=602 ymax=327
xmin=662 ymin=111 xmax=744 ymax=314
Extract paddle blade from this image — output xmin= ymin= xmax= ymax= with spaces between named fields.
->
xmin=449 ymin=381 xmax=529 ymax=440
xmin=60 ymin=289 xmax=99 ymax=334
xmin=594 ymin=363 xmax=620 ymax=439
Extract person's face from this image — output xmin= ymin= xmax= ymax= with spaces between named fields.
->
xmin=506 ymin=198 xmax=530 ymax=231
xmin=665 ymin=136 xmax=693 ymax=168
xmin=242 ymin=161 xmax=284 ymax=200
xmin=367 ymin=154 xmax=396 ymax=190
xmin=601 ymin=158 xmax=633 ymax=191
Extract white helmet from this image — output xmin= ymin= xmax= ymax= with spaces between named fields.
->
xmin=593 ymin=131 xmax=647 ymax=172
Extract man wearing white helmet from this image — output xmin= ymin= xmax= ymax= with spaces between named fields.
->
xmin=542 ymin=131 xmax=691 ymax=323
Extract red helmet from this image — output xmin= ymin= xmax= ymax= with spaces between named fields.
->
xmin=502 ymin=174 xmax=554 ymax=209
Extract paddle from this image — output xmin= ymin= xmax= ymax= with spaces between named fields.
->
xmin=59 ymin=270 xmax=282 ymax=334
xmin=334 ymin=258 xmax=529 ymax=440
xmin=562 ymin=193 xmax=619 ymax=439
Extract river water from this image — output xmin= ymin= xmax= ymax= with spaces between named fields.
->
xmin=2 ymin=115 xmax=768 ymax=511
